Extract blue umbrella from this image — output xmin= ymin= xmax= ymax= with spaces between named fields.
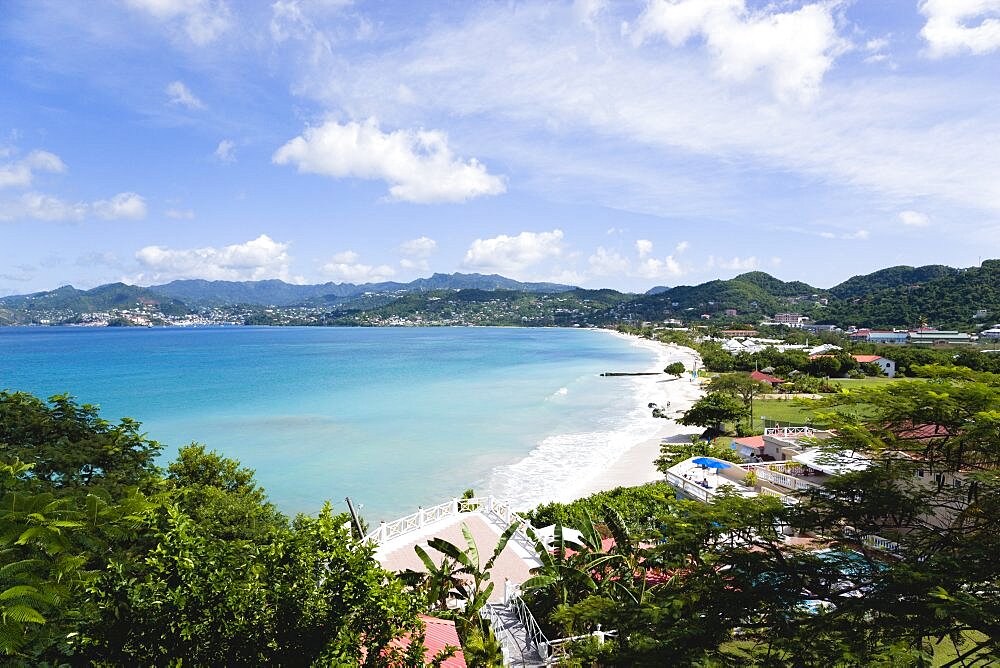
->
xmin=692 ymin=457 xmax=732 ymax=469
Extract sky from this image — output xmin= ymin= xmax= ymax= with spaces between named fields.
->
xmin=2 ymin=0 xmax=1000 ymax=295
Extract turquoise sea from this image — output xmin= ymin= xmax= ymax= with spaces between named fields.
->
xmin=0 ymin=326 xmax=660 ymax=522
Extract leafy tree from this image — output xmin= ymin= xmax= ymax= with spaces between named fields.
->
xmin=663 ymin=361 xmax=686 ymax=377
xmin=708 ymin=373 xmax=770 ymax=428
xmin=0 ymin=392 xmax=162 ymax=496
xmin=0 ymin=459 xmax=154 ymax=664
xmin=80 ymin=503 xmax=420 ymax=666
xmin=677 ymin=392 xmax=747 ymax=431
xmin=525 ymin=483 xmax=676 ymax=531
xmin=167 ymin=444 xmax=286 ymax=540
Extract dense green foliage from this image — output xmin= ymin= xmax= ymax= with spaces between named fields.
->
xmin=524 ymin=483 xmax=677 ymax=532
xmin=0 ymin=393 xmax=427 ymax=666
xmin=516 ymin=367 xmax=1000 ymax=666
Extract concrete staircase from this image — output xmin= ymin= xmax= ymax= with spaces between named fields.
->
xmin=481 ymin=601 xmax=547 ymax=667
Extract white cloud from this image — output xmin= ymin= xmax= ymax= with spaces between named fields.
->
xmin=272 ymin=118 xmax=506 ymax=203
xmin=398 ymin=236 xmax=437 ymax=272
xmin=214 ymin=139 xmax=236 ymax=163
xmin=708 ymin=255 xmax=758 ymax=271
xmin=322 ymin=250 xmax=396 ymax=283
xmin=1 ymin=190 xmax=147 ymax=222
xmin=462 ymin=229 xmax=564 ymax=274
xmin=2 ymin=192 xmax=87 ymax=222
xmin=636 ymin=255 xmax=684 ymax=279
xmin=899 ymin=210 xmax=931 ymax=227
xmin=166 ymin=80 xmax=205 ymax=110
xmin=291 ymin=2 xmax=1000 ymax=221
xmin=632 ymin=0 xmax=848 ymax=101
xmin=920 ymin=0 xmax=1000 ymax=57
xmin=399 ymin=236 xmax=437 ymax=257
xmin=126 ymin=0 xmax=231 ymax=45
xmin=0 ymin=150 xmax=66 ymax=189
xmin=588 ymin=247 xmax=630 ymax=276
xmin=133 ymin=234 xmax=293 ymax=282
xmin=675 ymin=240 xmax=690 ymax=253
xmin=165 ymin=208 xmax=196 ymax=219
xmin=92 ymin=192 xmax=148 ymax=220
xmin=635 ymin=239 xmax=654 ymax=258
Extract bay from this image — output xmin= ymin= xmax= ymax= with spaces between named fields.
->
xmin=0 ymin=326 xmax=657 ymax=521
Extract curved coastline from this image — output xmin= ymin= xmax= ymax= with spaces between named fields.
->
xmin=485 ymin=330 xmax=705 ymax=510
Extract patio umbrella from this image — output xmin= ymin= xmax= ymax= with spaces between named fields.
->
xmin=691 ymin=457 xmax=732 ymax=469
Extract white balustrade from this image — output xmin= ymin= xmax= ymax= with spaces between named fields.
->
xmin=364 ymin=495 xmax=538 ymax=548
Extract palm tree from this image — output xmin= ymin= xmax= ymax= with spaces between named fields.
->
xmin=401 ymin=521 xmax=520 ymax=621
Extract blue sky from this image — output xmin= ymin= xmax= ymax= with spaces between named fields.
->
xmin=2 ymin=0 xmax=999 ymax=295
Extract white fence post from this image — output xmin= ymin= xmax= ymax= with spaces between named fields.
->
xmin=417 ymin=506 xmax=424 ymax=528
xmin=452 ymin=497 xmax=459 ymax=515
xmin=378 ymin=520 xmax=386 ymax=544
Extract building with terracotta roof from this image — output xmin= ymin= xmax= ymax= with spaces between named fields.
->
xmin=851 ymin=354 xmax=896 ymax=377
xmin=750 ymin=370 xmax=785 ymax=387
xmin=418 ymin=616 xmax=467 ymax=667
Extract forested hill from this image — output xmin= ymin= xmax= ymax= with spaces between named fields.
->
xmin=818 ymin=260 xmax=1000 ymax=328
xmin=0 ymin=283 xmax=188 ymax=317
xmin=151 ymin=273 xmax=578 ymax=305
xmin=1 ymin=261 xmax=998 ymax=329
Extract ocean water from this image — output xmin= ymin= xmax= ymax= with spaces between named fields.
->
xmin=0 ymin=326 xmax=661 ymax=521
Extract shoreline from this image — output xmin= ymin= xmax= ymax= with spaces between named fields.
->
xmin=486 ymin=329 xmax=705 ymax=511
xmin=565 ymin=331 xmax=705 ymax=499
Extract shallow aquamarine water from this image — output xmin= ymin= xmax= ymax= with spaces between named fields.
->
xmin=0 ymin=326 xmax=656 ymax=521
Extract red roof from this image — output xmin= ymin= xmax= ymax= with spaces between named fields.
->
xmin=852 ymin=354 xmax=883 ymax=363
xmin=750 ymin=370 xmax=785 ymax=384
xmin=392 ymin=616 xmax=466 ymax=667
xmin=733 ymin=435 xmax=765 ymax=449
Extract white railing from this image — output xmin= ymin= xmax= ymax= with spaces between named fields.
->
xmin=508 ymin=588 xmax=550 ymax=662
xmin=665 ymin=471 xmax=710 ymax=501
xmin=862 ymin=533 xmax=902 ymax=555
xmin=752 ymin=467 xmax=819 ymax=492
xmin=665 ymin=471 xmax=756 ymax=501
xmin=364 ymin=495 xmax=538 ymax=550
xmin=548 ymin=628 xmax=618 ymax=659
xmin=479 ymin=604 xmax=520 ymax=666
xmin=765 ymin=426 xmax=813 ymax=438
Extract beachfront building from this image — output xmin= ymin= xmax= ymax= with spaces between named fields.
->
xmin=907 ymin=329 xmax=974 ymax=345
xmin=664 ymin=429 xmax=866 ymax=506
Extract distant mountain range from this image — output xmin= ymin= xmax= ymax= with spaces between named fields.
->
xmin=149 ymin=273 xmax=578 ymax=306
xmin=1 ymin=262 xmax=998 ymax=329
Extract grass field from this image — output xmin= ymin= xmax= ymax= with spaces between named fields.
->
xmin=754 ymin=398 xmax=821 ymax=426
xmin=830 ymin=376 xmax=906 ymax=390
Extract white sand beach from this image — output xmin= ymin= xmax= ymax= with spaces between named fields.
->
xmin=565 ymin=332 xmax=706 ymax=498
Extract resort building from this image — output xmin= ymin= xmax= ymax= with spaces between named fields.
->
xmin=907 ymin=329 xmax=974 ymax=345
xmin=664 ymin=427 xmax=861 ymax=506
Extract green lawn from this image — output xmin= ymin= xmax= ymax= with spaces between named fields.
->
xmin=754 ymin=398 xmax=821 ymax=426
xmin=830 ymin=376 xmax=906 ymax=390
